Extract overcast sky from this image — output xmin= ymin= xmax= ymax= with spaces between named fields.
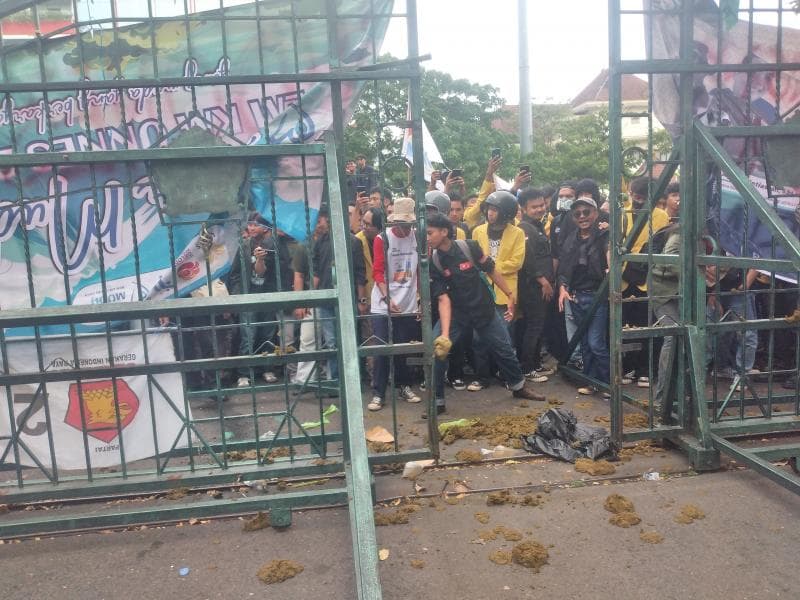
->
xmin=381 ymin=0 xmax=800 ymax=106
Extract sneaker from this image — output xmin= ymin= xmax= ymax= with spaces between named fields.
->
xmin=367 ymin=396 xmax=383 ymax=411
xmin=262 ymin=371 xmax=278 ymax=384
xmin=636 ymin=376 xmax=650 ymax=388
xmin=524 ymin=371 xmax=549 ymax=383
xmin=399 ymin=385 xmax=422 ymax=403
xmin=450 ymin=378 xmax=466 ymax=391
xmin=621 ymin=370 xmax=635 ymax=385
xmin=577 ymin=386 xmax=597 ymax=395
xmin=511 ymin=386 xmax=546 ymax=401
xmin=601 ymin=391 xmax=611 ymax=399
xmin=535 ymin=366 xmax=556 ymax=377
xmin=419 ymin=380 xmax=427 ymax=392
xmin=466 ymin=380 xmax=485 ymax=392
xmin=236 ymin=377 xmax=251 ymax=388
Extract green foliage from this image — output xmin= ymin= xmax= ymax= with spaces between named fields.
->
xmin=343 ymin=56 xmax=512 ymax=191
xmin=506 ymin=105 xmax=611 ymax=188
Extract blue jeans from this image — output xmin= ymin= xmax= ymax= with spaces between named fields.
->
xmin=569 ymin=291 xmax=610 ymax=385
xmin=472 ymin=305 xmax=513 ymax=381
xmin=317 ymin=306 xmax=338 ymax=381
xmin=433 ymin=311 xmax=524 ymax=405
xmin=707 ymin=292 xmax=757 ymax=372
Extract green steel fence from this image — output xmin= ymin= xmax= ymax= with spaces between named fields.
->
xmin=0 ymin=2 xmax=433 ymax=598
xmin=603 ymin=0 xmax=800 ymax=492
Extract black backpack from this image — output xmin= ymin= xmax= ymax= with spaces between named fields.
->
xmin=621 ymin=223 xmax=680 ymax=287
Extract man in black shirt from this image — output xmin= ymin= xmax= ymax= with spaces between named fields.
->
xmin=556 ymin=195 xmax=610 ymax=395
xmin=427 ymin=213 xmax=545 ymax=414
xmin=516 ymin=188 xmax=555 ymax=382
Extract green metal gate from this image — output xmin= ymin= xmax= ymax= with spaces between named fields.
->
xmin=0 ymin=2 xmax=433 ymax=598
xmin=603 ymin=0 xmax=800 ymax=493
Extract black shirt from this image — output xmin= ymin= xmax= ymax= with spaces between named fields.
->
xmin=518 ymin=215 xmax=554 ymax=289
xmin=557 ymin=226 xmax=608 ymax=293
xmin=431 ymin=240 xmax=498 ymax=328
xmin=227 ymin=234 xmax=294 ymax=295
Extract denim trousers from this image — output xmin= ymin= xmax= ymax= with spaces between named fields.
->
xmin=707 ymin=292 xmax=757 ymax=372
xmin=433 ymin=311 xmax=524 ymax=404
xmin=472 ymin=305 xmax=513 ymax=380
xmin=568 ymin=291 xmax=610 ymax=384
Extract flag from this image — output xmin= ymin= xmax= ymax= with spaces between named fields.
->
xmin=401 ymin=105 xmax=444 ymax=182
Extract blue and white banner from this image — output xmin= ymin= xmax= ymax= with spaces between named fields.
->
xmin=0 ymin=0 xmax=393 ymax=331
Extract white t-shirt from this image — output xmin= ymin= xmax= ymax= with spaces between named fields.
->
xmin=370 ymin=227 xmax=419 ymax=315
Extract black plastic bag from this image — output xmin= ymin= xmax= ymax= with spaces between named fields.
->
xmin=521 ymin=408 xmax=617 ymax=462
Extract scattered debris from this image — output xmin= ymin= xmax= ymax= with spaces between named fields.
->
xmin=374 ymin=502 xmax=422 ymax=526
xmin=486 ymin=490 xmax=513 ymax=506
xmin=367 ymin=441 xmax=394 ymax=453
xmin=178 ymin=566 xmax=190 ymax=577
xmin=206 ymin=490 xmax=223 ymax=499
xmin=402 ymin=459 xmax=435 ymax=480
xmin=675 ymin=504 xmax=705 ymax=524
xmin=257 ymin=560 xmax=304 ymax=584
xmin=378 ymin=548 xmax=390 ymax=561
xmin=522 ymin=408 xmax=615 ymax=462
xmin=440 ymin=413 xmax=542 ymax=448
xmin=604 ymin=494 xmax=635 ymax=514
xmin=165 ymin=487 xmax=189 ymax=500
xmin=575 ymin=401 xmax=594 ymax=409
xmin=455 ymin=449 xmax=483 ymax=463
xmin=575 ymin=458 xmax=616 ymax=476
xmin=511 ymin=541 xmax=549 ymax=571
xmin=474 ymin=512 xmax=491 ymax=524
xmin=643 ymin=471 xmax=661 ymax=481
xmin=520 ymin=494 xmax=543 ymax=507
xmin=242 ymin=512 xmax=271 ymax=532
xmin=640 ymin=531 xmax=664 ymax=544
xmin=478 ymin=528 xmax=498 ymax=541
xmin=300 ymin=404 xmax=339 ymax=430
xmin=489 ymin=550 xmax=513 ymax=565
xmin=609 ymin=512 xmax=642 ymax=528
xmin=594 ymin=413 xmax=649 ymax=428
xmin=494 ymin=526 xmax=523 ymax=541
xmin=618 ymin=440 xmax=664 ymax=462
xmin=366 ymin=426 xmax=395 ymax=444
xmin=546 ymin=397 xmax=564 ymax=406
xmin=410 ymin=559 xmax=425 ymax=569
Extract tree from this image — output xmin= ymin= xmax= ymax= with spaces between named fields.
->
xmin=343 ymin=57 xmax=513 ymax=191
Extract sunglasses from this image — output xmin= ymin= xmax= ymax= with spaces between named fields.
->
xmin=573 ymin=208 xmax=593 ymax=218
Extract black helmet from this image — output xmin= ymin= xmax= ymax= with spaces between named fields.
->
xmin=424 ymin=190 xmax=451 ymax=215
xmin=484 ymin=190 xmax=518 ymax=222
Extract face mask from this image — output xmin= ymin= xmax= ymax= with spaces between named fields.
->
xmin=557 ymin=197 xmax=574 ymax=211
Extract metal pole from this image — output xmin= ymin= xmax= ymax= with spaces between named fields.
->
xmin=518 ymin=0 xmax=532 ymax=155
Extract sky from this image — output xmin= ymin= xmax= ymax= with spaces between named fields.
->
xmin=381 ymin=0 xmax=800 ymax=106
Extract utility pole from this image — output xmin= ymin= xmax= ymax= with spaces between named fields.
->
xmin=518 ymin=0 xmax=532 ymax=155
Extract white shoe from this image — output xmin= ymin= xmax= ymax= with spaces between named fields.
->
xmin=399 ymin=385 xmax=421 ymax=403
xmin=367 ymin=396 xmax=383 ymax=411
xmin=636 ymin=376 xmax=650 ymax=388
xmin=236 ymin=377 xmax=250 ymax=388
xmin=621 ymin=370 xmax=635 ymax=385
xmin=262 ymin=371 xmax=278 ymax=384
xmin=524 ymin=371 xmax=549 ymax=383
xmin=577 ymin=386 xmax=597 ymax=396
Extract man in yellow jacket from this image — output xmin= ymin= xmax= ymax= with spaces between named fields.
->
xmin=467 ymin=190 xmax=526 ymax=392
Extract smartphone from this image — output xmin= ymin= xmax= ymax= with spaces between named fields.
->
xmin=450 ymin=168 xmax=463 ymax=178
xmin=356 ymin=185 xmax=367 ymax=194
xmin=491 ymin=148 xmax=501 ymax=160
xmin=518 ymin=165 xmax=530 ymax=174
xmin=440 ymin=169 xmax=450 ymax=183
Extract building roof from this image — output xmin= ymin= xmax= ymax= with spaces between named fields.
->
xmin=570 ymin=69 xmax=649 ymax=110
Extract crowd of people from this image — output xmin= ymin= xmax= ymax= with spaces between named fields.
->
xmin=176 ymin=149 xmax=775 ymax=418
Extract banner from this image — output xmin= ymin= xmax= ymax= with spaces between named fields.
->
xmin=0 ymin=0 xmax=394 ymax=329
xmin=401 ymin=104 xmax=445 ymax=182
xmin=648 ymin=0 xmax=800 ymax=280
xmin=0 ymin=333 xmax=187 ymax=470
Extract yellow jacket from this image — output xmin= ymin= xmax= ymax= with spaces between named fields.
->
xmin=455 ymin=226 xmax=466 ymax=240
xmin=622 ymin=200 xmax=670 ymax=293
xmin=471 ymin=223 xmax=526 ymax=306
xmin=355 ymin=230 xmax=374 ymax=298
xmin=463 ymin=179 xmax=495 ymax=231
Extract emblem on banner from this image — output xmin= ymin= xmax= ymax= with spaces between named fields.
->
xmin=64 ymin=380 xmax=140 ymax=443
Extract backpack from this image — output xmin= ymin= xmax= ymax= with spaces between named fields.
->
xmin=431 ymin=240 xmax=496 ymax=301
xmin=621 ymin=223 xmax=680 ymax=287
